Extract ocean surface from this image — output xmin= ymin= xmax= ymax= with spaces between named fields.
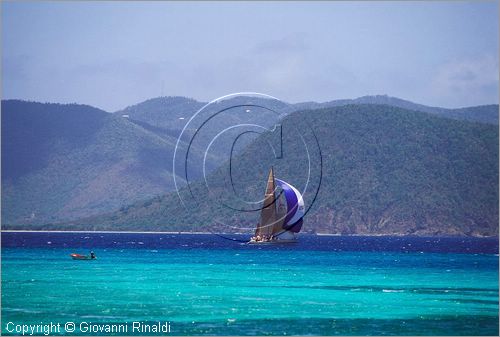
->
xmin=2 ymin=232 xmax=498 ymax=336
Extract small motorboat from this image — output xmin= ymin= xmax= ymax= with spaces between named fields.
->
xmin=70 ymin=253 xmax=96 ymax=260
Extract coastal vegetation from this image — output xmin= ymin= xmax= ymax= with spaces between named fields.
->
xmin=2 ymin=99 xmax=498 ymax=236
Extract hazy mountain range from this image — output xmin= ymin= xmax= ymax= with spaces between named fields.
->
xmin=116 ymin=94 xmax=498 ymax=128
xmin=69 ymin=104 xmax=499 ymax=237
xmin=2 ymin=95 xmax=498 ymax=236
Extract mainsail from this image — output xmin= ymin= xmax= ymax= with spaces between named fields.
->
xmin=255 ymin=168 xmax=279 ymax=239
xmin=253 ymin=168 xmax=304 ymax=242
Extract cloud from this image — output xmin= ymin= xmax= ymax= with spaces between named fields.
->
xmin=253 ymin=33 xmax=310 ymax=54
xmin=430 ymin=54 xmax=499 ymax=107
xmin=24 ymin=59 xmax=187 ymax=111
xmin=2 ymin=55 xmax=31 ymax=82
xmin=189 ymin=34 xmax=359 ymax=103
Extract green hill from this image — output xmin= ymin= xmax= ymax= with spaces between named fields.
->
xmin=3 ymin=98 xmax=498 ymax=234
xmin=308 ymin=95 xmax=498 ymax=125
xmin=60 ymin=104 xmax=499 ymax=236
xmin=117 ymin=95 xmax=498 ymax=134
xmin=1 ymin=100 xmax=219 ymax=225
xmin=1 ymin=98 xmax=287 ymax=225
xmin=293 ymin=95 xmax=498 ymax=124
xmin=114 ymin=96 xmax=288 ymax=157
xmin=115 ymin=96 xmax=204 ymax=137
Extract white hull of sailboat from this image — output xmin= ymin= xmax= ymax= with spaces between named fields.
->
xmin=247 ymin=239 xmax=298 ymax=244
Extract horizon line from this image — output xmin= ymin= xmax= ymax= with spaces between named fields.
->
xmin=2 ymin=94 xmax=499 ymax=113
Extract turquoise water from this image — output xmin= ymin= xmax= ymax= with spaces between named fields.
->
xmin=2 ymin=233 xmax=499 ymax=335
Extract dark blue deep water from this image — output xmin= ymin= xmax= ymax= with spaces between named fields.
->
xmin=2 ymin=232 xmax=499 ymax=336
xmin=2 ymin=232 xmax=498 ymax=253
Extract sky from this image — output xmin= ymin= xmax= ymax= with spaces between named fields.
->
xmin=2 ymin=1 xmax=499 ymax=111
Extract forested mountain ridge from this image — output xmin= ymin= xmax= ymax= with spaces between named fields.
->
xmin=2 ymin=97 xmax=497 ymax=234
xmin=1 ymin=100 xmax=217 ymax=224
xmin=48 ymin=104 xmax=498 ymax=237
xmin=116 ymin=95 xmax=499 ymax=133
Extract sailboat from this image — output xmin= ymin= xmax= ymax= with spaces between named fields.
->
xmin=249 ymin=167 xmax=305 ymax=244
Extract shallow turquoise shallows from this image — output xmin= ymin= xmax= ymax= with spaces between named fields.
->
xmin=2 ymin=234 xmax=499 ymax=336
